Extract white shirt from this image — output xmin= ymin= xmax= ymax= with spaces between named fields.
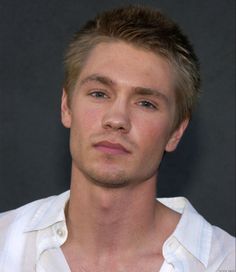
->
xmin=0 ymin=191 xmax=235 ymax=271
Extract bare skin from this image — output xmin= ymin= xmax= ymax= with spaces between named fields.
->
xmin=62 ymin=174 xmax=180 ymax=272
xmin=61 ymin=42 xmax=188 ymax=271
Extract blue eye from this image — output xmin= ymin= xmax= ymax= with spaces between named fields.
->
xmin=138 ymin=101 xmax=157 ymax=109
xmin=89 ymin=91 xmax=108 ymax=98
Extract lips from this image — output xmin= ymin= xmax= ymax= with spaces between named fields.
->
xmin=94 ymin=141 xmax=130 ymax=155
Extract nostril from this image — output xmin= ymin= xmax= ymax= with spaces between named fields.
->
xmin=102 ymin=118 xmax=131 ymax=133
xmin=101 ymin=107 xmax=131 ymax=133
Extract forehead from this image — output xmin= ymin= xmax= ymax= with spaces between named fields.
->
xmin=76 ymin=41 xmax=175 ymax=99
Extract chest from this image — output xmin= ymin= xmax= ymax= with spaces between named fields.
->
xmin=64 ymin=252 xmax=164 ymax=272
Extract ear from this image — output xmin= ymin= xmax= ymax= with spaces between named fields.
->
xmin=61 ymin=89 xmax=72 ymax=128
xmin=165 ymin=119 xmax=189 ymax=152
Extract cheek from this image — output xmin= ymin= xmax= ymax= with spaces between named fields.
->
xmin=131 ymin=120 xmax=170 ymax=174
xmin=69 ymin=107 xmax=103 ymax=156
xmin=72 ymin=107 xmax=102 ymax=132
xmin=135 ymin=116 xmax=173 ymax=162
xmin=133 ymin=117 xmax=172 ymax=151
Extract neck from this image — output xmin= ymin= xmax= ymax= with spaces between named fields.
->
xmin=64 ymin=165 xmax=164 ymax=258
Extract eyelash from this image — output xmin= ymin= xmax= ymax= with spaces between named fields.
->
xmin=89 ymin=91 xmax=108 ymax=99
xmin=137 ymin=100 xmax=157 ymax=110
xmin=88 ymin=91 xmax=158 ymax=110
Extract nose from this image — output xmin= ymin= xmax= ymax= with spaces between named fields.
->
xmin=102 ymin=99 xmax=131 ymax=133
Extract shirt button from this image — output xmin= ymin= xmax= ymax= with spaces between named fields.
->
xmin=168 ymin=238 xmax=179 ymax=251
xmin=56 ymin=228 xmax=65 ymax=237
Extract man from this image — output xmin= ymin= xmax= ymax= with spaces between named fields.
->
xmin=0 ymin=5 xmax=235 ymax=272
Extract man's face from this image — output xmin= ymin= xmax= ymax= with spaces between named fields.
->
xmin=61 ymin=42 xmax=188 ymax=188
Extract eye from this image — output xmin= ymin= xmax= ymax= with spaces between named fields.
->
xmin=89 ymin=91 xmax=108 ymax=99
xmin=138 ymin=100 xmax=157 ymax=110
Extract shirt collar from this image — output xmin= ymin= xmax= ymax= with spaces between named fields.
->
xmin=158 ymin=197 xmax=213 ymax=268
xmin=23 ymin=192 xmax=212 ymax=268
xmin=24 ymin=191 xmax=70 ymax=232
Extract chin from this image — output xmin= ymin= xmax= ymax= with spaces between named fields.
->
xmin=84 ymin=168 xmax=131 ymax=189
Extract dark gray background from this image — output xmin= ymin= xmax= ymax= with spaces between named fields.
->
xmin=0 ymin=0 xmax=235 ymax=235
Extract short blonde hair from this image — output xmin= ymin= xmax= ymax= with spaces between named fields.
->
xmin=64 ymin=5 xmax=200 ymax=130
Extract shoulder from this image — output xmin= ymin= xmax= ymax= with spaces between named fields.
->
xmin=0 ymin=194 xmax=63 ymax=270
xmin=158 ymin=197 xmax=235 ymax=270
xmin=0 ymin=194 xmax=57 ymax=243
xmin=208 ymin=225 xmax=235 ymax=270
xmin=211 ymin=225 xmax=235 ymax=249
xmin=0 ymin=191 xmax=69 ymax=270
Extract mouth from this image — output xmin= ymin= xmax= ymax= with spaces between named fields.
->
xmin=94 ymin=141 xmax=131 ymax=155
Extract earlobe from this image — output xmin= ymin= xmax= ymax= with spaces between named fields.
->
xmin=165 ymin=119 xmax=189 ymax=152
xmin=61 ymin=89 xmax=72 ymax=128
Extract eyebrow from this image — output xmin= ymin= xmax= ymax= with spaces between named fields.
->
xmin=79 ymin=74 xmax=115 ymax=87
xmin=79 ymin=73 xmax=170 ymax=105
xmin=134 ymin=87 xmax=170 ymax=105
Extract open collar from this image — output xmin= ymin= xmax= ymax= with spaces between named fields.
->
xmin=24 ymin=191 xmax=70 ymax=232
xmin=24 ymin=192 xmax=212 ymax=268
xmin=159 ymin=197 xmax=212 ymax=268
